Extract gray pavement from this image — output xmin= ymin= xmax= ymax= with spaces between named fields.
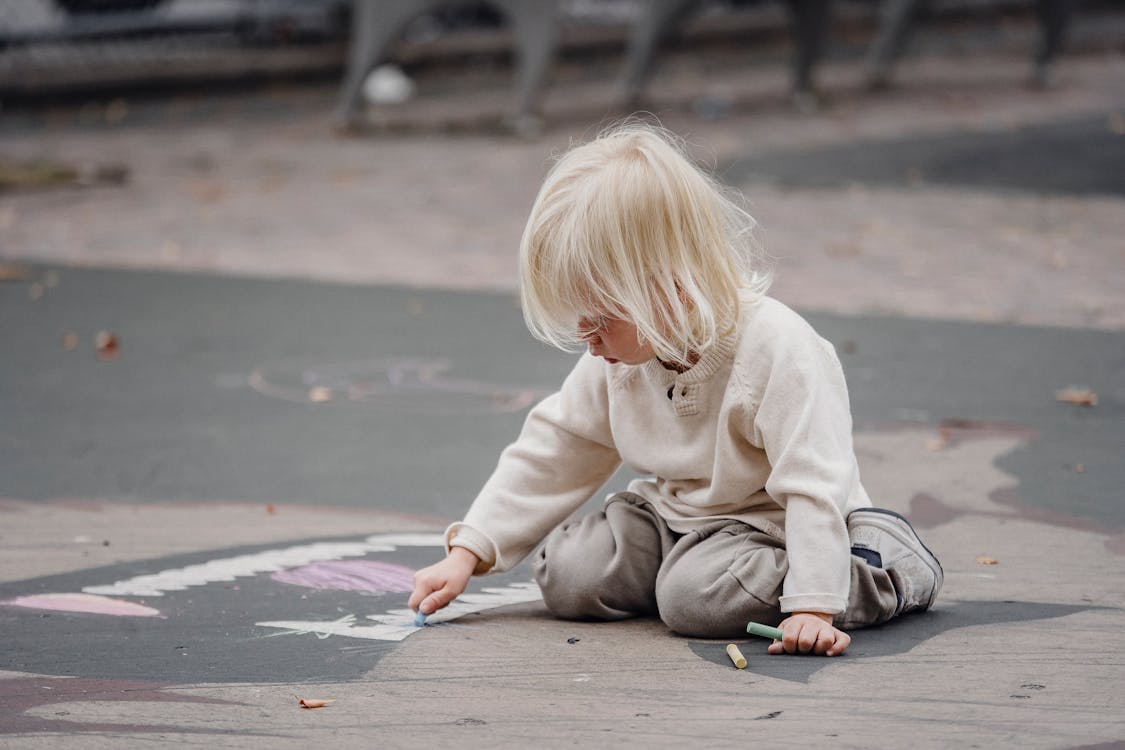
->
xmin=2 ymin=10 xmax=1125 ymax=749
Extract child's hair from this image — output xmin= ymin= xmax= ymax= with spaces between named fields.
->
xmin=519 ymin=122 xmax=771 ymax=365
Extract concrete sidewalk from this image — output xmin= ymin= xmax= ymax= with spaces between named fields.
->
xmin=1 ymin=11 xmax=1124 ymax=748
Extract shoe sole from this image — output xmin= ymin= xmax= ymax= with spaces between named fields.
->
xmin=847 ymin=507 xmax=944 ymax=609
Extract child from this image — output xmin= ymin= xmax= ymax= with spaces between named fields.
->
xmin=408 ymin=123 xmax=942 ymax=656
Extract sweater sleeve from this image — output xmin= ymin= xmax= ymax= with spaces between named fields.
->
xmin=750 ymin=324 xmax=859 ymax=616
xmin=448 ymin=353 xmax=622 ymax=574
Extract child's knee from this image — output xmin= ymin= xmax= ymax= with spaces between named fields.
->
xmin=533 ymin=523 xmax=603 ymax=618
xmin=655 ymin=530 xmax=786 ymax=638
xmin=533 ymin=519 xmax=658 ymax=620
xmin=656 ymin=583 xmax=778 ymax=638
xmin=655 ymin=563 xmax=779 ymax=638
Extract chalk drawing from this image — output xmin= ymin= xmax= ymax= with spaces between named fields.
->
xmin=4 ymin=530 xmax=543 ymax=662
xmin=0 ymin=528 xmax=545 ymax=684
xmin=256 ymin=582 xmax=543 ymax=642
xmin=271 ymin=559 xmax=415 ymax=594
xmin=1 ymin=592 xmax=161 ymax=617
xmin=83 ymin=533 xmax=443 ymax=597
xmin=248 ymin=357 xmax=549 ymax=414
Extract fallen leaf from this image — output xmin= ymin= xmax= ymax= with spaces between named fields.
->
xmin=0 ymin=263 xmax=32 ymax=282
xmin=0 ymin=160 xmax=127 ymax=191
xmin=1075 ymin=464 xmax=1086 ymax=474
xmin=62 ymin=332 xmax=79 ymax=351
xmin=308 ymin=386 xmax=333 ymax=403
xmin=0 ymin=160 xmax=78 ymax=190
xmin=186 ymin=178 xmax=226 ymax=203
xmin=976 ymin=556 xmax=999 ymax=565
xmin=1055 ymin=388 xmax=1097 ymax=407
xmin=266 ymin=503 xmax=277 ymax=515
xmin=298 ymin=698 xmax=333 ymax=709
xmin=95 ymin=331 xmax=119 ymax=361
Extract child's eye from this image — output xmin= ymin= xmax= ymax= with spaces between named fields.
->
xmin=576 ymin=316 xmax=607 ymax=341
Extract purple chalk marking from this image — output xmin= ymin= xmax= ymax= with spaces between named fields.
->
xmin=1 ymin=593 xmax=161 ymax=617
xmin=271 ymin=559 xmax=415 ymax=594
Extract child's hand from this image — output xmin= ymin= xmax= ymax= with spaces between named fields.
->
xmin=767 ymin=612 xmax=851 ymax=656
xmin=408 ymin=546 xmax=479 ymax=616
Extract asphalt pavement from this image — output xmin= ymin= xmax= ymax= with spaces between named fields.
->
xmin=1 ymin=8 xmax=1124 ymax=748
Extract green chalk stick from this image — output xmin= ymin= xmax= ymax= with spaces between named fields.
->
xmin=746 ymin=622 xmax=783 ymax=640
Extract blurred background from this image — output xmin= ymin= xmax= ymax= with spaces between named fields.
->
xmin=1 ymin=0 xmax=1123 ymax=327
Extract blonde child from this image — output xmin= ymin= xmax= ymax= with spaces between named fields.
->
xmin=408 ymin=123 xmax=942 ymax=655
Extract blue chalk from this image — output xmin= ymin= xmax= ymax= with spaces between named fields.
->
xmin=413 ymin=611 xmax=428 ymax=627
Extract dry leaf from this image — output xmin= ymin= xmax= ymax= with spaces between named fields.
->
xmin=308 ymin=386 xmax=333 ymax=403
xmin=186 ymin=178 xmax=226 ymax=203
xmin=0 ymin=263 xmax=32 ymax=282
xmin=976 ymin=556 xmax=999 ymax=565
xmin=95 ymin=331 xmax=119 ymax=361
xmin=927 ymin=428 xmax=950 ymax=452
xmin=265 ymin=503 xmax=277 ymax=515
xmin=298 ymin=698 xmax=333 ymax=709
xmin=1075 ymin=464 xmax=1086 ymax=474
xmin=1055 ymin=388 xmax=1097 ymax=407
xmin=62 ymin=332 xmax=79 ymax=351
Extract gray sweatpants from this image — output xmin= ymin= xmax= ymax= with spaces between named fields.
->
xmin=532 ymin=492 xmax=899 ymax=638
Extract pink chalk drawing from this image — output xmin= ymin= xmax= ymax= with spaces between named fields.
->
xmin=271 ymin=559 xmax=415 ymax=594
xmin=2 ymin=593 xmax=161 ymax=617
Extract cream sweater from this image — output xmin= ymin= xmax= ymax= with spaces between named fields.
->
xmin=447 ymin=295 xmax=871 ymax=615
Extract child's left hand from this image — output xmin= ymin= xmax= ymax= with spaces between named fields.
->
xmin=767 ymin=612 xmax=851 ymax=656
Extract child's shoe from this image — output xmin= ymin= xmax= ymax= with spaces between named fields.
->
xmin=847 ymin=508 xmax=943 ymax=615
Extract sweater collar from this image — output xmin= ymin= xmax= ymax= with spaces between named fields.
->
xmin=641 ymin=328 xmax=737 ymax=384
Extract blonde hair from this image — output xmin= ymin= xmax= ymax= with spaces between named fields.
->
xmin=519 ymin=122 xmax=771 ymax=365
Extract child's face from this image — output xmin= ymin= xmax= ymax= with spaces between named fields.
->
xmin=577 ymin=315 xmax=656 ymax=366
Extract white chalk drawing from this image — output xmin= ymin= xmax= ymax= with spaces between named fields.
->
xmin=256 ymin=583 xmax=544 ymax=642
xmin=248 ymin=357 xmax=549 ymax=414
xmin=10 ymin=532 xmax=544 ymax=642
xmin=83 ymin=533 xmax=443 ymax=597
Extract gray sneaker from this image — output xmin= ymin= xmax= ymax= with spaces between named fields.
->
xmin=847 ymin=508 xmax=943 ymax=616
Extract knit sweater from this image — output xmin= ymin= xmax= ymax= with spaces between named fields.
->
xmin=447 ymin=295 xmax=872 ymax=615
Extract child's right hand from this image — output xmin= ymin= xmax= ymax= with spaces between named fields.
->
xmin=767 ymin=611 xmax=851 ymax=656
xmin=408 ymin=546 xmax=480 ymax=616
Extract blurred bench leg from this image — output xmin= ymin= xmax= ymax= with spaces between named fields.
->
xmin=863 ymin=0 xmax=921 ymax=89
xmin=1031 ymin=0 xmax=1071 ymax=86
xmin=494 ymin=0 xmax=560 ymax=135
xmin=335 ymin=0 xmax=428 ymax=129
xmin=617 ymin=0 xmax=697 ymax=106
xmin=786 ymin=0 xmax=831 ymax=104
